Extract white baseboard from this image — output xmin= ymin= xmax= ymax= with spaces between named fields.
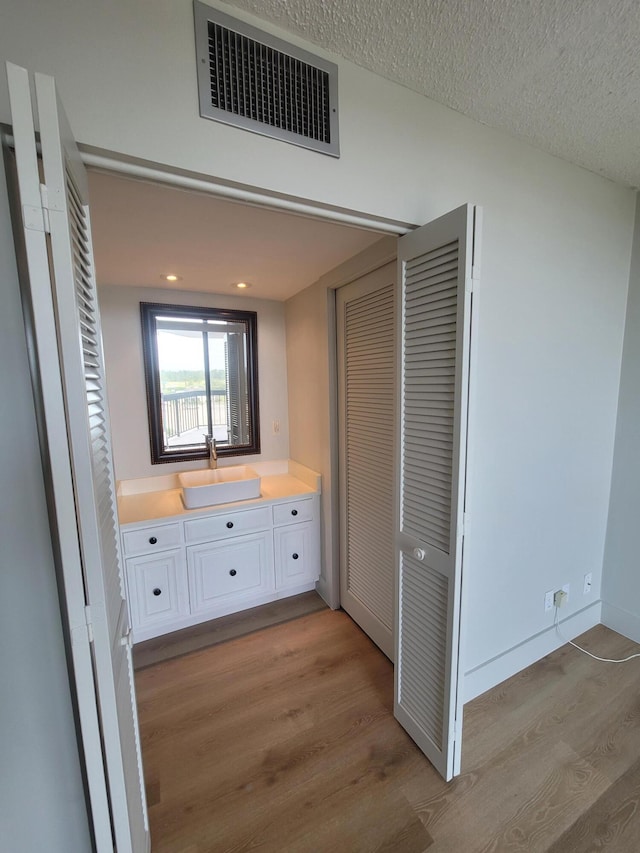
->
xmin=601 ymin=601 xmax=640 ymax=644
xmin=463 ymin=601 xmax=602 ymax=703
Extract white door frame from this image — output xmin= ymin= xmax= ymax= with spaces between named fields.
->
xmin=6 ymin=108 xmax=482 ymax=828
xmin=75 ymin=147 xmax=411 ymax=611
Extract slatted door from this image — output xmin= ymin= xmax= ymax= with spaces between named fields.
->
xmin=7 ymin=63 xmax=149 ymax=851
xmin=395 ymin=204 xmax=479 ymax=780
xmin=337 ymin=263 xmax=396 ymax=659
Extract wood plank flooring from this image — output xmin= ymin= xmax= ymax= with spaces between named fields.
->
xmin=134 ymin=612 xmax=640 ymax=852
xmin=133 ymin=591 xmax=327 ymax=670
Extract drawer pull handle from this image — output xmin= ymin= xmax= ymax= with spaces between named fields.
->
xmin=292 ymin=553 xmax=299 ymax=560
xmin=149 ymin=536 xmax=158 ymax=545
xmin=291 ymin=509 xmax=298 ymax=516
xmin=229 ymin=569 xmax=237 ymax=577
xmin=226 ymin=521 xmax=234 ymax=529
xmin=152 ymin=588 xmax=162 ymax=596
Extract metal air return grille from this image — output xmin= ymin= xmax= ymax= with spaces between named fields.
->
xmin=194 ymin=2 xmax=339 ymax=157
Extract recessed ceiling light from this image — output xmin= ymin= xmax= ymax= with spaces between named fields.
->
xmin=233 ymin=281 xmax=252 ymax=290
xmin=161 ymin=274 xmax=182 ymax=282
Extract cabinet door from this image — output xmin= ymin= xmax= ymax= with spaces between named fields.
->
xmin=126 ymin=549 xmax=189 ymax=631
xmin=187 ymin=532 xmax=274 ymax=615
xmin=274 ymin=522 xmax=320 ymax=588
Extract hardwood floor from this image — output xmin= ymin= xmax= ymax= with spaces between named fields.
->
xmin=134 ymin=612 xmax=640 ymax=852
xmin=133 ymin=591 xmax=327 ymax=670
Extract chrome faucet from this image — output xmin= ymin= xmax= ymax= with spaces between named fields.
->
xmin=203 ymin=434 xmax=218 ymax=469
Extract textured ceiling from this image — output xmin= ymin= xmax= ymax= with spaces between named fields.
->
xmin=227 ymin=0 xmax=640 ymax=188
xmin=87 ymin=171 xmax=381 ymax=300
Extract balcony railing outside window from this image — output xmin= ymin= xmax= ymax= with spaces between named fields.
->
xmin=161 ymin=389 xmax=228 ymax=446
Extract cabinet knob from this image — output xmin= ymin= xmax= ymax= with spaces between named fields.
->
xmin=292 ymin=553 xmax=299 ymax=560
xmin=152 ymin=587 xmax=162 ymax=596
xmin=291 ymin=509 xmax=298 ymax=516
xmin=149 ymin=536 xmax=158 ymax=545
xmin=226 ymin=521 xmax=234 ymax=529
xmin=229 ymin=569 xmax=237 ymax=577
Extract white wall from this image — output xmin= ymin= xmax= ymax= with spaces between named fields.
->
xmin=99 ymin=284 xmax=289 ymax=481
xmin=602 ymin=194 xmax=640 ymax=640
xmin=285 ymin=276 xmax=333 ymax=600
xmin=0 ymin=0 xmax=636 ymax=693
xmin=0 ymin=149 xmax=92 ymax=851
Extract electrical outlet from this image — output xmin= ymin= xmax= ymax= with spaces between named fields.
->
xmin=562 ymin=582 xmax=570 ymax=602
xmin=544 ymin=590 xmax=554 ymax=612
xmin=583 ymin=573 xmax=592 ymax=595
xmin=554 ymin=589 xmax=567 ymax=607
xmin=272 ymin=420 xmax=280 ymax=434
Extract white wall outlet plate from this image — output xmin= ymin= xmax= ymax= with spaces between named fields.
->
xmin=583 ymin=572 xmax=593 ymax=594
xmin=562 ymin=582 xmax=570 ymax=601
xmin=544 ymin=590 xmax=554 ymax=612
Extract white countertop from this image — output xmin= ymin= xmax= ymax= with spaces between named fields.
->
xmin=117 ymin=461 xmax=320 ymax=527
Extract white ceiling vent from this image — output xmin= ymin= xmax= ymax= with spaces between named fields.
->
xmin=194 ymin=2 xmax=339 ymax=157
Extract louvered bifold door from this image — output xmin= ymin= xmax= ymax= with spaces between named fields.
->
xmin=8 ymin=64 xmax=149 ymax=852
xmin=394 ymin=204 xmax=478 ymax=781
xmin=337 ymin=263 xmax=396 ymax=660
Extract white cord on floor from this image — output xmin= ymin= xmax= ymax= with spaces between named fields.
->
xmin=554 ymin=607 xmax=640 ymax=664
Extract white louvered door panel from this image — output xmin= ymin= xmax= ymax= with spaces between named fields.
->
xmin=36 ymin=71 xmax=149 ymax=852
xmin=338 ymin=263 xmax=396 ymax=660
xmin=8 ymin=64 xmax=149 ymax=852
xmin=395 ymin=204 xmax=478 ymax=781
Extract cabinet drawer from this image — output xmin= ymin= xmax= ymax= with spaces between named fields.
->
xmin=122 ymin=522 xmax=182 ymax=556
xmin=274 ymin=522 xmax=320 ymax=588
xmin=184 ymin=506 xmax=271 ymax=544
xmin=126 ymin=549 xmax=189 ymax=630
xmin=272 ymin=497 xmax=315 ymax=527
xmin=187 ymin=532 xmax=274 ymax=614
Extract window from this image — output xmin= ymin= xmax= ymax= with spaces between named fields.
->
xmin=140 ymin=302 xmax=260 ymax=464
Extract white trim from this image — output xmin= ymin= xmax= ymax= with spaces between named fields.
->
xmin=80 ymin=149 xmax=413 ymax=235
xmin=601 ymin=601 xmax=640 ymax=645
xmin=315 ymin=575 xmax=333 ymax=608
xmin=463 ymin=601 xmax=602 ymax=702
xmin=1 ymin=137 xmax=413 ymax=236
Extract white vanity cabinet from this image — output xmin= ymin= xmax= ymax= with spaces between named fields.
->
xmin=121 ymin=521 xmax=189 ymax=635
xmin=120 ymin=489 xmax=320 ymax=643
xmin=273 ymin=498 xmax=320 ymax=589
xmin=187 ymin=532 xmax=274 ymax=615
xmin=125 ymin=548 xmax=189 ymax=631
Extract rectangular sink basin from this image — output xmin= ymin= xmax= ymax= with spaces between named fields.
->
xmin=178 ymin=466 xmax=261 ymax=509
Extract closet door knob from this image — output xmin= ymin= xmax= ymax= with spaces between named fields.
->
xmin=149 ymin=536 xmax=158 ymax=544
xmin=292 ymin=553 xmax=299 ymax=560
xmin=226 ymin=521 xmax=234 ymax=529
xmin=291 ymin=509 xmax=298 ymax=516
xmin=152 ymin=588 xmax=162 ymax=596
xmin=229 ymin=569 xmax=237 ymax=577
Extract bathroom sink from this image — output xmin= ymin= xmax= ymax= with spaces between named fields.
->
xmin=178 ymin=466 xmax=261 ymax=509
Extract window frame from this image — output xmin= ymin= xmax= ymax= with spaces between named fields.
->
xmin=140 ymin=301 xmax=260 ymax=465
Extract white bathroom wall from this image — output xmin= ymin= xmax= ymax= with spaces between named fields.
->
xmin=602 ymin=194 xmax=640 ymax=641
xmin=98 ymin=284 xmax=290 ymax=480
xmin=0 ymin=0 xmax=636 ymax=698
